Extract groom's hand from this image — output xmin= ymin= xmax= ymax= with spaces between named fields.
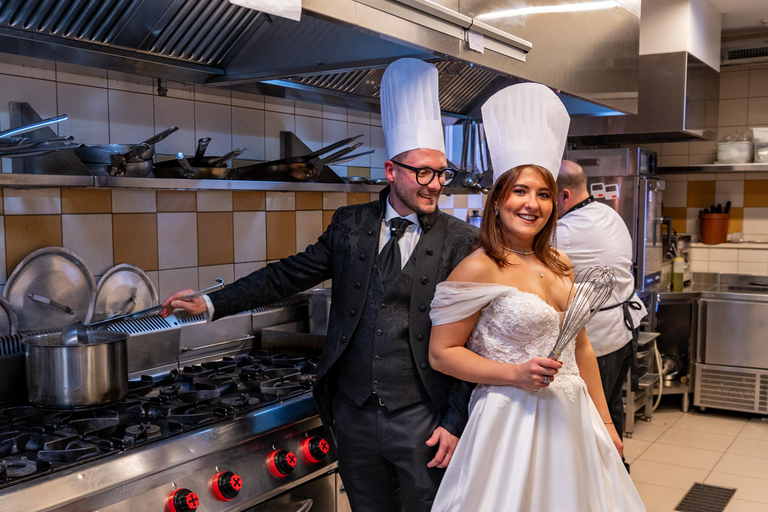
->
xmin=426 ymin=426 xmax=458 ymax=468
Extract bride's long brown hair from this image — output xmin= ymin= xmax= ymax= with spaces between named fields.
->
xmin=478 ymin=164 xmax=571 ymax=277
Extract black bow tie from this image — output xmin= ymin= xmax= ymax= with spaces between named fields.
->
xmin=380 ymin=218 xmax=412 ymax=290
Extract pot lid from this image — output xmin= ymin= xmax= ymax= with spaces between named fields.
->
xmin=93 ymin=264 xmax=158 ymax=322
xmin=0 ymin=296 xmax=19 ymax=336
xmin=3 ymin=247 xmax=96 ymax=333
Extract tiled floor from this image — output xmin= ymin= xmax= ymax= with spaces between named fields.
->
xmin=625 ymin=399 xmax=768 ymax=511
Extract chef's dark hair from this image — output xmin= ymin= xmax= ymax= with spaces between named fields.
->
xmin=479 ymin=164 xmax=570 ymax=276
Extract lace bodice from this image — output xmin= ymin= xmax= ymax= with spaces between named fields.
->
xmin=431 ymin=282 xmax=583 ymax=400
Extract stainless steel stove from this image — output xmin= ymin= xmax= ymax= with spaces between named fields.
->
xmin=0 ymin=294 xmax=342 ymax=511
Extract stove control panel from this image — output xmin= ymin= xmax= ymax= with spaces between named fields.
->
xmin=211 ymin=471 xmax=243 ymax=501
xmin=300 ymin=436 xmax=330 ymax=463
xmin=267 ymin=449 xmax=298 ymax=477
xmin=167 ymin=488 xmax=200 ymax=512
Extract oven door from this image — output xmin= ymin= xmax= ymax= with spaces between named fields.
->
xmin=245 ymin=472 xmax=337 ymax=512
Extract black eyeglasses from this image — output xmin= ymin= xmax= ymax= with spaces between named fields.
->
xmin=391 ymin=160 xmax=456 ymax=186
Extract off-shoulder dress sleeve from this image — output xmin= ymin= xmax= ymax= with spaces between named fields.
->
xmin=430 ymin=281 xmax=514 ymax=326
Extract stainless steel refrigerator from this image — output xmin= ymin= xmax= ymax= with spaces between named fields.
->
xmin=564 ymin=148 xmax=666 ymax=291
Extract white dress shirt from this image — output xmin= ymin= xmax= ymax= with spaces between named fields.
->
xmin=556 ymin=201 xmax=647 ymax=357
xmin=379 ymin=198 xmax=422 ymax=268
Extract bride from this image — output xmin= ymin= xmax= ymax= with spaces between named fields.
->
xmin=428 ymin=84 xmax=645 ymax=512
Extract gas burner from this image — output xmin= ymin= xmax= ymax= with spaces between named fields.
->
xmin=37 ymin=437 xmax=101 ymax=463
xmin=298 ymin=358 xmax=320 ymax=375
xmin=127 ymin=376 xmax=155 ymax=397
xmin=2 ymin=456 xmax=38 ymax=478
xmin=193 ymin=376 xmax=239 ymax=395
xmin=201 ymin=359 xmax=237 ymax=374
xmin=67 ymin=418 xmax=120 ymax=440
xmin=0 ymin=429 xmax=30 ymax=457
xmin=159 ymin=382 xmax=188 ymax=397
xmin=178 ymin=365 xmax=215 ymax=381
xmin=260 ymin=381 xmax=302 ymax=396
xmin=122 ymin=423 xmax=162 ymax=447
xmin=2 ymin=406 xmax=41 ymax=425
xmin=221 ymin=394 xmax=261 ymax=409
xmin=178 ymin=389 xmax=220 ymax=404
xmin=167 ymin=405 xmax=219 ymax=426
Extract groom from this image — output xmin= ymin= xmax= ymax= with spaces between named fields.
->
xmin=160 ymin=58 xmax=477 ymax=512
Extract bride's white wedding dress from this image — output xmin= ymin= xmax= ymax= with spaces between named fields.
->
xmin=430 ymin=282 xmax=645 ymax=512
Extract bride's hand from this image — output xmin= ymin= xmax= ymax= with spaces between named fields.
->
xmin=513 ymin=357 xmax=562 ymax=391
xmin=606 ymin=423 xmax=624 ymax=458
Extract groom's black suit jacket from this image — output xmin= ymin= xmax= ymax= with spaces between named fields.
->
xmin=209 ymin=187 xmax=478 ymax=435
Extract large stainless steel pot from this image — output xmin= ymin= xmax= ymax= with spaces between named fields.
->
xmin=23 ymin=330 xmax=128 ymax=410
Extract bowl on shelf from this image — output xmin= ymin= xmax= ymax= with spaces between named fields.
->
xmin=716 ymin=141 xmax=753 ymax=164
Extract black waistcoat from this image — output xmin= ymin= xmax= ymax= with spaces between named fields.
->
xmin=336 ymin=249 xmax=430 ymax=411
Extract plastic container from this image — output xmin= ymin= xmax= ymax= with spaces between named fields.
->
xmin=716 ymin=141 xmax=753 ymax=164
xmin=699 ymin=213 xmax=729 ymax=244
xmin=672 ymin=257 xmax=685 ymax=292
xmin=755 ymin=140 xmax=768 ymax=163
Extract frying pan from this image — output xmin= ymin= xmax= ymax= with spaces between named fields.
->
xmin=74 ymin=126 xmax=179 ymax=165
xmin=152 ymin=147 xmax=247 ymax=179
xmin=233 ymin=140 xmax=364 ymax=181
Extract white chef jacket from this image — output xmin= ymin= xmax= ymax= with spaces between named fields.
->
xmin=556 ymin=200 xmax=647 ymax=357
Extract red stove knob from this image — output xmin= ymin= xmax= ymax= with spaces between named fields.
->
xmin=267 ymin=449 xmax=297 ymax=477
xmin=212 ymin=470 xmax=243 ymax=501
xmin=300 ymin=436 xmax=330 ymax=463
xmin=167 ymin=488 xmax=199 ymax=512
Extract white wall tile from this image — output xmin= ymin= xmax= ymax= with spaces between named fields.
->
xmin=199 ymin=264 xmax=235 ymax=287
xmin=57 ymin=83 xmax=110 ymax=145
xmin=348 ymin=109 xmax=370 ymax=125
xmin=111 ymin=190 xmax=156 ymax=213
xmin=716 ymin=172 xmax=746 ymax=181
xmin=370 ymin=167 xmax=386 ymax=180
xmin=690 ymin=247 xmax=710 ymax=261
xmin=715 ymin=180 xmax=744 ymax=208
xmin=738 ymin=250 xmax=768 ymax=263
xmin=370 ymin=113 xmax=382 ymax=126
xmin=688 ymin=173 xmax=717 ymax=181
xmin=194 ymin=85 xmax=231 ymax=105
xmin=234 ymin=212 xmax=266 ymax=263
xmin=346 ymin=123 xmax=371 ymax=167
xmin=158 ymin=267 xmax=199 ymax=304
xmin=744 ymin=208 xmax=768 ymax=235
xmin=108 ymin=89 xmax=155 ymax=144
xmin=295 ymin=101 xmax=322 ymax=118
xmin=232 ymin=91 xmax=264 ymax=109
xmin=685 ymin=207 xmax=701 ymax=234
xmin=163 ymin=80 xmax=194 ymax=101
xmin=660 ymin=174 xmax=687 ymax=182
xmin=197 ymin=190 xmax=233 ymax=212
xmin=323 ymin=118 xmax=347 ymax=148
xmin=264 ymin=111 xmax=295 ymax=161
xmin=157 ymin=212 xmax=198 ymax=269
xmin=467 ymin=194 xmax=484 ymax=209
xmin=265 ymin=192 xmax=295 ymax=211
xmin=264 ymin=96 xmax=294 ymax=114
xmin=322 ymin=105 xmax=347 ymax=121
xmin=145 ymin=271 xmax=160 ymax=299
xmin=235 ymin=261 xmax=266 ymax=280
xmin=107 ymin=70 xmax=154 ymax=95
xmin=709 ymin=260 xmax=739 ymax=273
xmin=663 ymin=181 xmax=688 ymax=207
xmin=323 ymin=192 xmax=346 ymax=210
xmin=690 ymin=260 xmax=709 ymax=273
xmin=4 ymin=189 xmax=61 ymax=215
xmin=745 ymin=172 xmax=768 ymax=180
xmin=329 ymin=164 xmax=347 ymax=177
xmin=295 ymin=115 xmax=323 ymax=152
xmin=438 ymin=195 xmax=454 ymax=209
xmin=708 ymin=248 xmax=739 ymax=261
xmin=370 ymin=126 xmax=387 ymax=168
xmin=62 ymin=214 xmax=113 ymax=275
xmin=453 ymin=208 xmax=468 ymax=221
xmin=232 ymin=107 xmax=265 ymax=161
xmin=154 ymin=96 xmax=196 ymax=156
xmin=56 ymin=62 xmax=108 ymax=88
xmin=195 ymin=102 xmax=232 ymax=156
xmin=0 ymin=75 xmax=58 ymax=135
xmin=737 ymin=262 xmax=768 ymax=275
xmin=0 ymin=52 xmax=56 ymax=80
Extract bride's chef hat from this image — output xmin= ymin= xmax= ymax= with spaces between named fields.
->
xmin=481 ymin=82 xmax=570 ymax=181
xmin=381 ymin=58 xmax=445 ymax=160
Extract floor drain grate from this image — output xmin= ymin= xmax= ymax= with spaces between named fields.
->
xmin=675 ymin=483 xmax=736 ymax=512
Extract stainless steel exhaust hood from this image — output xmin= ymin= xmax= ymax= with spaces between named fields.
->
xmin=0 ymin=0 xmax=640 ymax=119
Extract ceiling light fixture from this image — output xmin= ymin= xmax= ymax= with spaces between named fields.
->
xmin=477 ymin=1 xmax=618 ymax=21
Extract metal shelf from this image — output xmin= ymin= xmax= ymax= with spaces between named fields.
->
xmin=0 ymin=173 xmax=93 ymax=188
xmin=658 ymin=163 xmax=768 ymax=174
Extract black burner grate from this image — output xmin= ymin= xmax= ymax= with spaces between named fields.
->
xmin=675 ymin=483 xmax=736 ymax=512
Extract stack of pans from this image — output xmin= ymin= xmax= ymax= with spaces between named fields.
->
xmin=74 ymin=126 xmax=178 ymax=177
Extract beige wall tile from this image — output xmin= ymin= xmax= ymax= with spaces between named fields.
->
xmin=720 ymin=70 xmax=750 ymax=99
xmin=323 ymin=192 xmax=347 ymax=210
xmin=234 ymin=211 xmax=266 ymax=263
xmin=323 ymin=210 xmax=335 ymax=229
xmin=296 ymin=192 xmax=323 ymax=210
xmin=688 ymin=140 xmax=717 ymax=155
xmin=62 ymin=214 xmax=113 ymax=276
xmin=61 ymin=189 xmax=111 ymax=214
xmin=233 ymin=191 xmax=265 ymax=211
xmin=347 ymin=193 xmax=370 ymax=206
xmin=112 ymin=190 xmax=157 ymax=213
xmin=157 ymin=191 xmax=196 ymax=212
xmin=112 ymin=213 xmax=158 ymax=271
xmin=0 ymin=217 xmax=5 ymax=283
xmin=688 ymin=173 xmax=717 ymax=181
xmin=660 ymin=154 xmax=688 ymax=166
xmin=687 ymin=181 xmax=716 ymax=208
xmin=265 ymin=192 xmax=296 ymax=211
xmin=718 ymin=98 xmax=749 ymax=127
xmin=688 ymin=154 xmax=716 ymax=165
xmin=748 ymin=97 xmax=768 ymax=126
xmin=661 ymin=142 xmax=689 ymax=156
xmin=157 ymin=212 xmax=198 ymax=269
xmin=158 ymin=267 xmax=198 ymax=304
xmin=347 ymin=166 xmax=370 ymax=178
xmin=199 ymin=264 xmax=235 ymax=287
xmin=749 ymin=68 xmax=768 ymax=98
xmin=5 ymin=215 xmax=62 ymax=277
xmin=267 ymin=211 xmax=296 ymax=260
xmin=296 ymin=211 xmax=323 ymax=252
xmin=198 ymin=212 xmax=234 ymax=266
xmin=663 ymin=181 xmax=688 ymax=207
xmin=744 ymin=180 xmax=768 ymax=207
xmin=453 ymin=195 xmax=468 ymax=208
xmin=197 ymin=190 xmax=233 ymax=212
xmin=4 ymin=189 xmax=61 ymax=215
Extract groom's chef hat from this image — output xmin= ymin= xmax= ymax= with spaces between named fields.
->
xmin=481 ymin=82 xmax=570 ymax=181
xmin=381 ymin=58 xmax=445 ymax=160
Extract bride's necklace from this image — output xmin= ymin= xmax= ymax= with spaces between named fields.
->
xmin=504 ymin=247 xmax=544 ymax=278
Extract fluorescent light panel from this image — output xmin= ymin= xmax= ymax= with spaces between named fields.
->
xmin=477 ymin=1 xmax=618 ymax=20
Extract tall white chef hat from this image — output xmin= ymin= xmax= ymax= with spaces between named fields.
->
xmin=381 ymin=58 xmax=445 ymax=160
xmin=481 ymin=82 xmax=570 ymax=181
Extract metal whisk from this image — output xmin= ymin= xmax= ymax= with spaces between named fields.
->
xmin=547 ymin=266 xmax=616 ymax=359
